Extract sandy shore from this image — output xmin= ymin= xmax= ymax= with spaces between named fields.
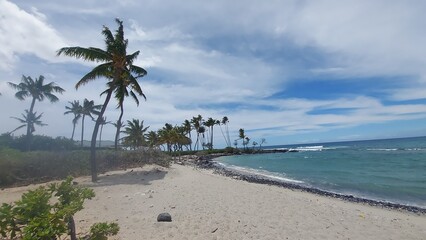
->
xmin=1 ymin=164 xmax=425 ymax=240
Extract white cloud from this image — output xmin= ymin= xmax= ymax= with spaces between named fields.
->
xmin=1 ymin=0 xmax=426 ymax=146
xmin=284 ymin=0 xmax=426 ymax=79
xmin=0 ymin=0 xmax=69 ymax=71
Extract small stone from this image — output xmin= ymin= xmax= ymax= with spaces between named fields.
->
xmin=157 ymin=213 xmax=172 ymax=222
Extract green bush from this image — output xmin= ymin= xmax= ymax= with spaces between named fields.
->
xmin=0 ymin=177 xmax=119 ymax=240
xmin=0 ymin=134 xmax=77 ymax=152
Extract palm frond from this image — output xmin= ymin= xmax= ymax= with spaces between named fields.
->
xmin=57 ymin=47 xmax=110 ymax=62
xmin=75 ymin=62 xmax=113 ymax=89
xmin=129 ymin=65 xmax=147 ymax=78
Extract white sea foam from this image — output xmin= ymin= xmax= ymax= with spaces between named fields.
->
xmin=291 ymin=145 xmax=324 ymax=152
xmin=367 ymin=148 xmax=398 ymax=151
xmin=224 ymin=164 xmax=304 ymax=184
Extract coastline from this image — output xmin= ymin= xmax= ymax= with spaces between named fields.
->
xmin=1 ymin=163 xmax=425 ymax=239
xmin=200 ymin=158 xmax=426 ymax=214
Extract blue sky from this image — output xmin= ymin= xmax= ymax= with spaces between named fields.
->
xmin=0 ymin=0 xmax=425 ymax=147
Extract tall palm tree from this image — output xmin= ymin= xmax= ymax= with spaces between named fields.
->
xmin=57 ymin=19 xmax=147 ymax=182
xmin=8 ymin=75 xmax=64 ymax=150
xmin=220 ymin=116 xmax=231 ymax=147
xmin=10 ymin=110 xmax=47 ymax=135
xmin=79 ymin=99 xmax=102 ymax=147
xmin=121 ymin=119 xmax=149 ymax=149
xmin=64 ymin=100 xmax=82 ymax=141
xmin=239 ymin=128 xmax=246 ymax=150
xmin=191 ymin=115 xmax=203 ymax=150
xmin=98 ymin=116 xmax=111 ymax=147
xmin=204 ymin=117 xmax=220 ymax=150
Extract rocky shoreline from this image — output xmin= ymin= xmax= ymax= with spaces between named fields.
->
xmin=188 ymin=155 xmax=426 ymax=215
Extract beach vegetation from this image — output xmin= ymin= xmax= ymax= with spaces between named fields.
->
xmin=8 ymin=75 xmax=65 ymax=151
xmin=0 ymin=177 xmax=119 ymax=240
xmin=57 ymin=18 xmax=147 ymax=182
xmin=121 ymin=119 xmax=149 ymax=149
xmin=0 ymin=147 xmax=171 ymax=187
xmin=1 ymin=134 xmax=76 ymax=152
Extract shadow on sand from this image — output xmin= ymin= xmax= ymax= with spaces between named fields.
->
xmin=82 ymin=168 xmax=168 ymax=188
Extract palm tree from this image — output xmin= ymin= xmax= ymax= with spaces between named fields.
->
xmin=10 ymin=110 xmax=47 ymax=136
xmin=204 ymin=117 xmax=220 ymax=150
xmin=158 ymin=123 xmax=174 ymax=152
xmin=182 ymin=119 xmax=192 ymax=151
xmin=198 ymin=126 xmax=206 ymax=150
xmin=57 ymin=19 xmax=147 ymax=182
xmin=191 ymin=115 xmax=203 ymax=150
xmin=158 ymin=125 xmax=190 ymax=153
xmin=220 ymin=116 xmax=231 ymax=147
xmin=121 ymin=119 xmax=149 ymax=149
xmin=8 ymin=75 xmax=64 ymax=150
xmin=106 ymin=73 xmax=146 ymax=150
xmin=239 ymin=128 xmax=246 ymax=150
xmin=146 ymin=130 xmax=159 ymax=149
xmin=98 ymin=116 xmax=111 ymax=147
xmin=79 ymin=99 xmax=102 ymax=147
xmin=64 ymin=100 xmax=82 ymax=141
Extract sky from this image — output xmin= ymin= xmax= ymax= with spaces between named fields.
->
xmin=0 ymin=0 xmax=426 ymax=147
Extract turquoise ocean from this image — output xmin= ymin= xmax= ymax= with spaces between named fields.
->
xmin=215 ymin=136 xmax=426 ymax=208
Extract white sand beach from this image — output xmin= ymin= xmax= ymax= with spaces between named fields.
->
xmin=1 ymin=164 xmax=425 ymax=240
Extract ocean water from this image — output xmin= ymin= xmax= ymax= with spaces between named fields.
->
xmin=216 ymin=136 xmax=426 ymax=208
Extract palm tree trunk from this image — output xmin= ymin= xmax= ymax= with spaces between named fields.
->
xmin=114 ymin=104 xmax=124 ymax=150
xmin=81 ymin=115 xmax=85 ymax=147
xmin=210 ymin=126 xmax=214 ymax=150
xmin=219 ymin=124 xmax=227 ymax=147
xmin=26 ymin=97 xmax=37 ymax=151
xmin=226 ymin=124 xmax=231 ymax=147
xmin=188 ymin=131 xmax=192 ymax=151
xmin=90 ymin=89 xmax=112 ymax=182
xmin=99 ymin=124 xmax=103 ymax=148
xmin=71 ymin=122 xmax=76 ymax=141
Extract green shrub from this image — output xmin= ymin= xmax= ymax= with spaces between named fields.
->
xmin=0 ymin=134 xmax=77 ymax=152
xmin=0 ymin=177 xmax=119 ymax=240
xmin=89 ymin=222 xmax=120 ymax=240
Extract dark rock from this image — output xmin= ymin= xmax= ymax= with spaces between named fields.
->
xmin=157 ymin=213 xmax=172 ymax=222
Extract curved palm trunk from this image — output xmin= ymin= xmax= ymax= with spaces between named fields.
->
xmin=114 ymin=104 xmax=124 ymax=150
xmin=81 ymin=115 xmax=86 ymax=147
xmin=71 ymin=122 xmax=76 ymax=141
xmin=90 ymin=89 xmax=113 ymax=182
